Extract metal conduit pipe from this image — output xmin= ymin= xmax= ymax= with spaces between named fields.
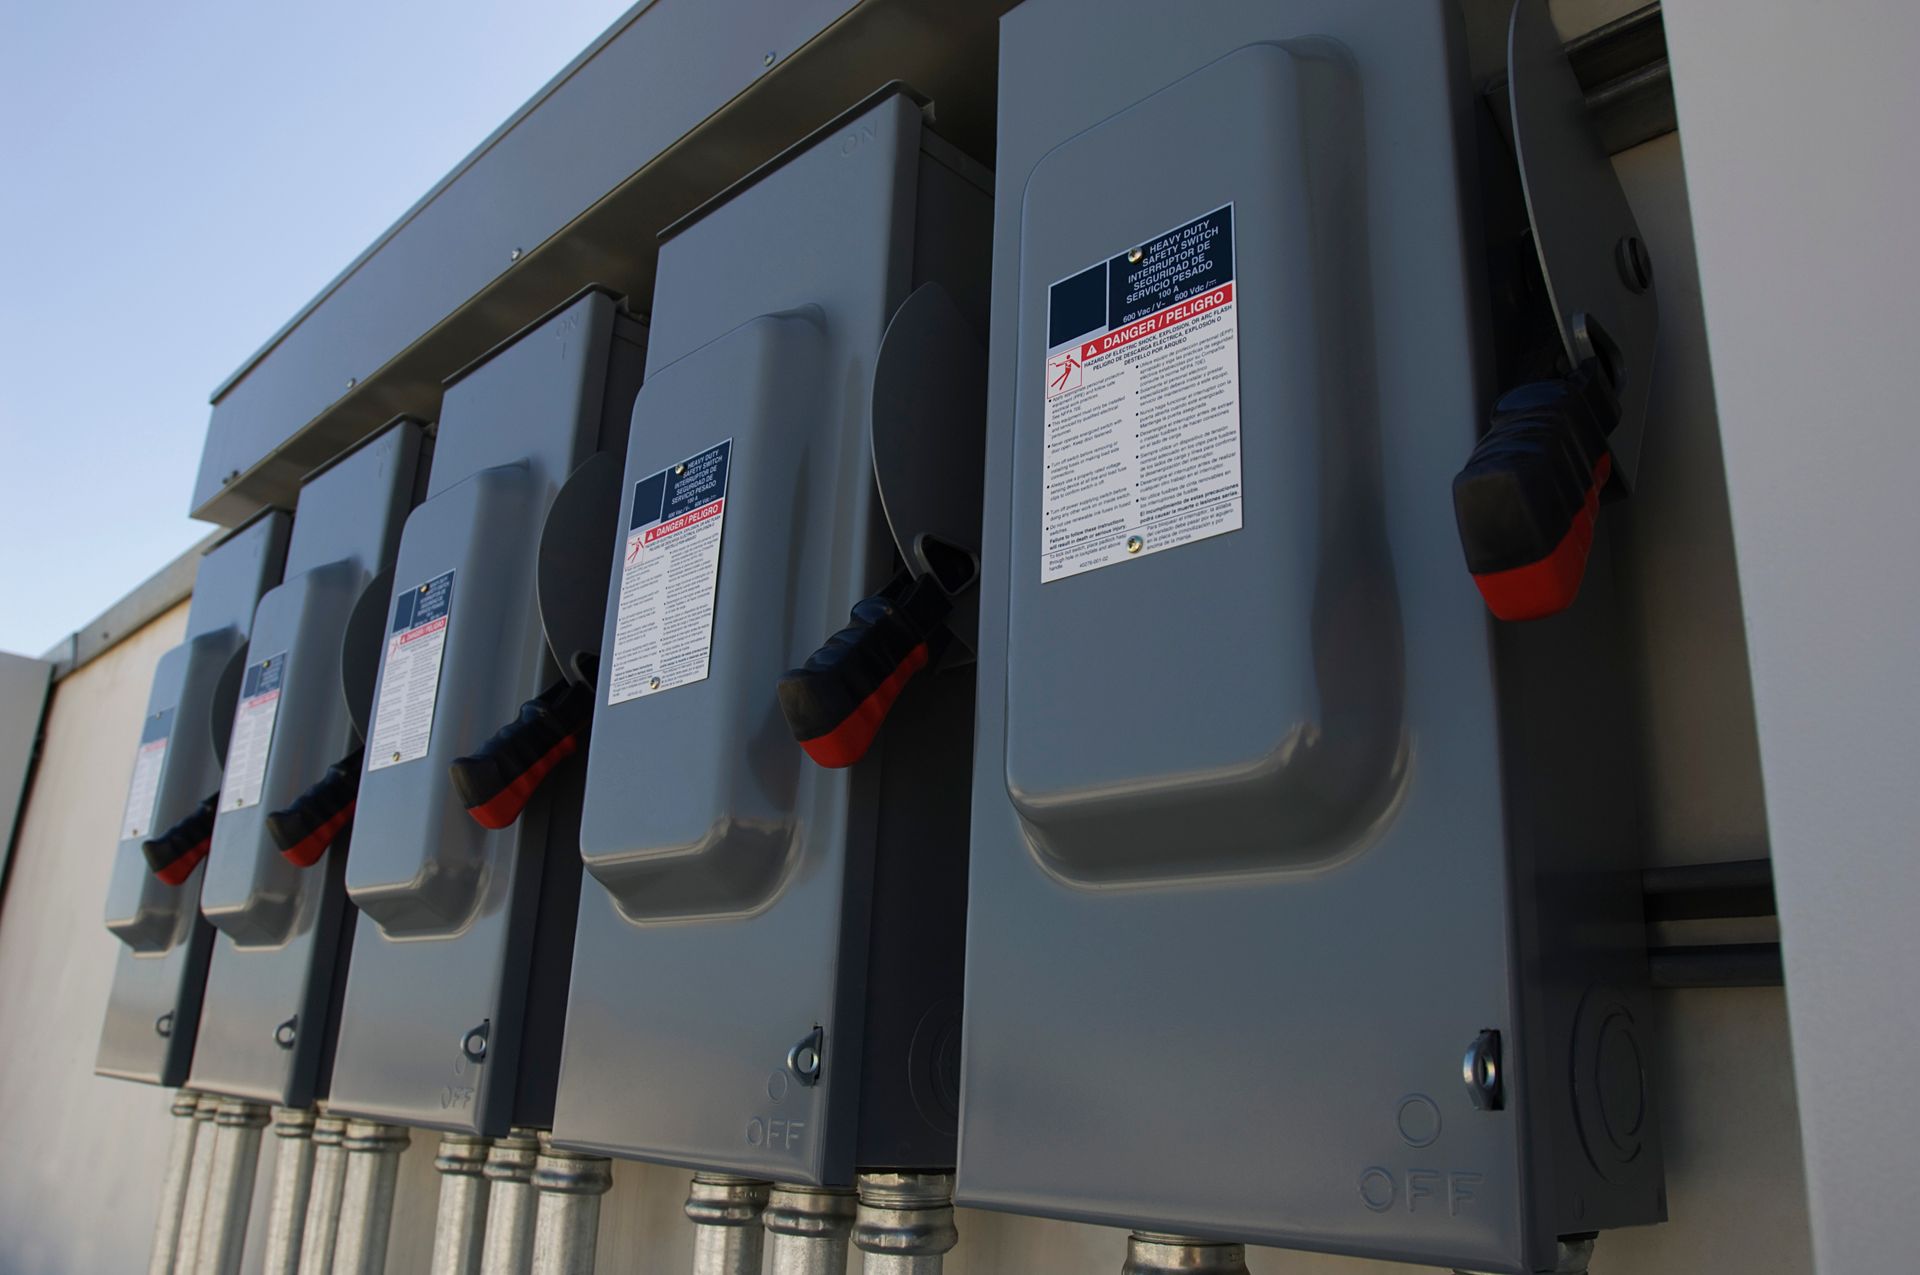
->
xmin=1121 ymin=1232 xmax=1251 ymax=1275
xmin=854 ymin=1173 xmax=958 ymax=1275
xmin=295 ymin=1116 xmax=349 ymax=1275
xmin=148 ymin=1091 xmax=203 ymax=1275
xmin=763 ymin=1183 xmax=858 ymax=1275
xmin=478 ymin=1128 xmax=541 ymax=1275
xmin=1455 ymin=1235 xmax=1595 ymax=1275
xmin=193 ymin=1098 xmax=271 ymax=1275
xmin=686 ymin=1173 xmax=770 ymax=1275
xmin=330 ymin=1120 xmax=410 ymax=1275
xmin=529 ymin=1134 xmax=614 ymax=1275
xmin=430 ymin=1133 xmax=493 ymax=1275
xmin=259 ymin=1108 xmax=317 ymax=1275
xmin=172 ymin=1093 xmax=222 ymax=1273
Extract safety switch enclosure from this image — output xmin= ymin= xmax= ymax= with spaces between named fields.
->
xmin=551 ymin=91 xmax=989 ymax=1184
xmin=188 ymin=421 xmax=423 ymax=1107
xmin=98 ymin=512 xmax=289 ymax=1086
xmin=325 ymin=291 xmax=644 ymax=1134
xmin=955 ymin=4 xmax=1663 ymax=1274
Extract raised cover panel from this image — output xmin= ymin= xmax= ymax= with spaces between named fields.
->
xmin=199 ymin=561 xmax=360 ymax=946
xmin=1005 ymin=42 xmax=1403 ymax=885
xmin=579 ymin=313 xmax=826 ymax=919
xmin=346 ymin=464 xmax=542 ymax=935
xmin=102 ymin=629 xmax=240 ymax=951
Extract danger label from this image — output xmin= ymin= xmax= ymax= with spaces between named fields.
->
xmin=221 ymin=651 xmax=285 ymax=811
xmin=367 ymin=571 xmax=454 ymax=770
xmin=120 ymin=707 xmax=174 ymax=841
xmin=1040 ymin=203 xmax=1243 ymax=583
xmin=606 ymin=441 xmax=732 ymax=706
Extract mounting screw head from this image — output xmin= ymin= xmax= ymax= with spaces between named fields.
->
xmin=1615 ymin=235 xmax=1653 ymax=294
xmin=763 ymin=51 xmax=776 ymax=67
xmin=1125 ymin=535 xmax=1144 ymax=554
xmin=509 ymin=246 xmax=523 ymax=262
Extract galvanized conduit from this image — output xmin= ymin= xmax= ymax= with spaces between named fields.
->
xmin=479 ymin=1128 xmax=542 ymax=1275
xmin=853 ymin=1173 xmax=957 ymax=1275
xmin=193 ymin=1098 xmax=270 ymax=1275
xmin=529 ymin=1134 xmax=613 ymax=1274
xmin=686 ymin=1173 xmax=770 ymax=1275
xmin=764 ymin=1183 xmax=858 ymax=1275
xmin=259 ymin=1108 xmax=317 ymax=1275
xmin=330 ymin=1120 xmax=410 ymax=1274
xmin=148 ymin=1091 xmax=203 ymax=1275
xmin=295 ymin=1116 xmax=349 ymax=1275
xmin=1122 ymin=1232 xmax=1250 ymax=1275
xmin=431 ymin=1133 xmax=494 ymax=1275
xmin=171 ymin=1094 xmax=222 ymax=1273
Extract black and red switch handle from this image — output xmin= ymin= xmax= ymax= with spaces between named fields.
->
xmin=1452 ymin=360 xmax=1620 ymax=622
xmin=448 ymin=669 xmax=596 ymax=831
xmin=777 ymin=570 xmax=952 ymax=769
xmin=143 ymin=792 xmax=219 ymax=886
xmin=267 ymin=747 xmax=364 ymax=868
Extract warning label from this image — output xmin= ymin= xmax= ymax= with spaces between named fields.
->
xmin=120 ymin=707 xmax=174 ymax=841
xmin=1040 ymin=203 xmax=1242 ymax=583
xmin=606 ymin=440 xmax=732 ymax=706
xmin=221 ymin=651 xmax=286 ymax=811
xmin=367 ymin=571 xmax=454 ymax=770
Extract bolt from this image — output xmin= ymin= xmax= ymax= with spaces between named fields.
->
xmin=1127 ymin=247 xmax=1144 ymax=264
xmin=391 ymin=752 xmax=401 ymax=763
xmin=1615 ymin=235 xmax=1653 ymax=293
xmin=1125 ymin=535 xmax=1144 ymax=554
xmin=648 ymin=676 xmax=661 ymax=690
xmin=763 ymin=51 xmax=776 ymax=67
xmin=346 ymin=377 xmax=358 ymax=390
xmin=674 ymin=463 xmax=686 ymax=475
xmin=509 ymin=246 xmax=523 ymax=261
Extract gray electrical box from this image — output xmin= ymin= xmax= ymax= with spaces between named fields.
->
xmin=955 ymin=4 xmax=1663 ymax=1273
xmin=98 ymin=512 xmax=290 ymax=1086
xmin=187 ymin=422 xmax=423 ymax=1107
xmin=550 ymin=91 xmax=990 ymax=1183
xmin=325 ymin=291 xmax=644 ymax=1134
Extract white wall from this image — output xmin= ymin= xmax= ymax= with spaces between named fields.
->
xmin=1662 ymin=3 xmax=1920 ymax=1272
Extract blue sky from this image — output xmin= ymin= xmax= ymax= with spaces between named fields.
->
xmin=0 ymin=0 xmax=635 ymax=656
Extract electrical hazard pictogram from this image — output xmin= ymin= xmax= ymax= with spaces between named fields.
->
xmin=1047 ymin=350 xmax=1083 ymax=397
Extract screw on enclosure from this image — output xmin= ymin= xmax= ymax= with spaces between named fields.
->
xmin=510 ymin=247 xmax=524 ymax=261
xmin=1126 ymin=535 xmax=1144 ymax=554
xmin=1615 ymin=235 xmax=1653 ymax=293
xmin=1127 ymin=247 xmax=1144 ymax=263
xmin=763 ymin=51 xmax=776 ymax=67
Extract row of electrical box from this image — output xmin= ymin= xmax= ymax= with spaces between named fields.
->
xmin=98 ymin=2 xmax=1664 ymax=1271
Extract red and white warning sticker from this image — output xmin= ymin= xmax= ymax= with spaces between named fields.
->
xmin=606 ymin=440 xmax=733 ymax=706
xmin=1040 ymin=204 xmax=1243 ymax=583
xmin=221 ymin=651 xmax=286 ymax=811
xmin=120 ymin=707 xmax=174 ymax=841
xmin=367 ymin=571 xmax=453 ymax=771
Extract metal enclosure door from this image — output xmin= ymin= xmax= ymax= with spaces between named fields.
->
xmin=188 ymin=423 xmax=422 ymax=1106
xmin=326 ymin=292 xmax=643 ymax=1134
xmin=552 ymin=93 xmax=989 ymax=1183
xmin=97 ymin=513 xmax=290 ymax=1086
xmin=958 ymin=4 xmax=1658 ymax=1273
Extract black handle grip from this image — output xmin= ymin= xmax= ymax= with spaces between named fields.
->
xmin=143 ymin=791 xmax=220 ymax=886
xmin=267 ymin=747 xmax=365 ymax=868
xmin=777 ymin=571 xmax=951 ymax=768
xmin=1452 ymin=361 xmax=1619 ymax=621
xmin=449 ymin=670 xmax=595 ymax=830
